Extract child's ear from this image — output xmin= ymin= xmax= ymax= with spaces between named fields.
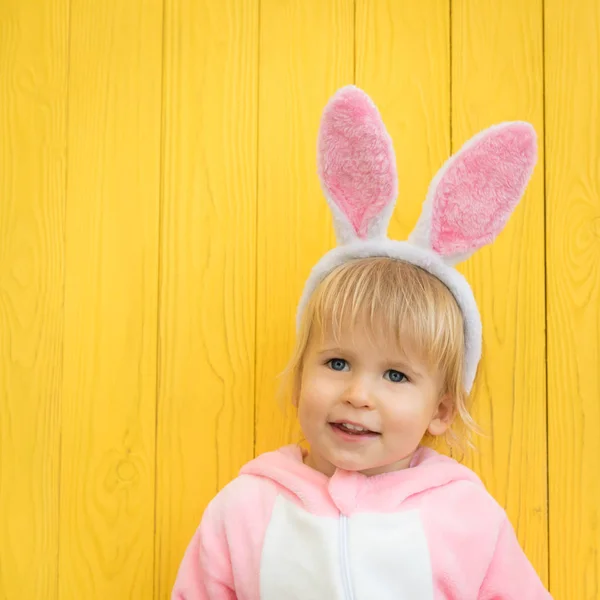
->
xmin=428 ymin=394 xmax=455 ymax=437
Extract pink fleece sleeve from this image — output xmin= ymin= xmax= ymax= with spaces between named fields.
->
xmin=171 ymin=475 xmax=277 ymax=600
xmin=171 ymin=496 xmax=236 ymax=600
xmin=478 ymin=518 xmax=552 ymax=599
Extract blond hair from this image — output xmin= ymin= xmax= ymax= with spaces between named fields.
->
xmin=279 ymin=257 xmax=481 ymax=454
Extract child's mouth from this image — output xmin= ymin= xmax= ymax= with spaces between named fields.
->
xmin=330 ymin=422 xmax=380 ymax=438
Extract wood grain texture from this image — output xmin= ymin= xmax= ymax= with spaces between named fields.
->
xmin=545 ymin=1 xmax=600 ymax=597
xmin=355 ymin=1 xmax=450 ymax=264
xmin=58 ymin=1 xmax=163 ymax=597
xmin=452 ymin=0 xmax=548 ymax=582
xmin=153 ymin=1 xmax=258 ymax=596
xmin=254 ymin=0 xmax=354 ymax=456
xmin=5 ymin=1 xmax=599 ymax=596
xmin=0 ymin=1 xmax=67 ymax=597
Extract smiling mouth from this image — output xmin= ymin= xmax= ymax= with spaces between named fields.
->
xmin=330 ymin=422 xmax=380 ymax=436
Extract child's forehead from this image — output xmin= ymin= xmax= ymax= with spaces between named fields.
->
xmin=310 ymin=320 xmax=418 ymax=360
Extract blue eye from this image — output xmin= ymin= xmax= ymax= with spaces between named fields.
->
xmin=327 ymin=358 xmax=348 ymax=371
xmin=385 ymin=369 xmax=407 ymax=383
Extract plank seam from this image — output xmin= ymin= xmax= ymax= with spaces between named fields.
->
xmin=153 ymin=0 xmax=168 ymax=596
xmin=449 ymin=0 xmax=453 ymax=153
xmin=253 ymin=0 xmax=262 ymax=460
xmin=541 ymin=0 xmax=551 ymax=590
xmin=56 ymin=0 xmax=73 ymax=596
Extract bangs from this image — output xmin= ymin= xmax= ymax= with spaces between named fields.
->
xmin=308 ymin=257 xmax=464 ymax=374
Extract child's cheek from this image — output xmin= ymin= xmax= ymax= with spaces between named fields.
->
xmin=383 ymin=403 xmax=425 ymax=433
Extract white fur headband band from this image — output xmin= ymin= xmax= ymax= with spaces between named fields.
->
xmin=296 ymin=85 xmax=538 ymax=392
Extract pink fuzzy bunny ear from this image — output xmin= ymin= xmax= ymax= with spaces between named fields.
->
xmin=317 ymin=86 xmax=398 ymax=244
xmin=409 ymin=122 xmax=538 ymax=264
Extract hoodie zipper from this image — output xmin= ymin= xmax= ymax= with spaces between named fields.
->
xmin=339 ymin=515 xmax=355 ymax=600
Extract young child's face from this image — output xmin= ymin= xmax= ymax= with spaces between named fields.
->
xmin=297 ymin=323 xmax=451 ymax=477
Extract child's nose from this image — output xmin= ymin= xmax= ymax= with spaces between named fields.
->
xmin=342 ymin=377 xmax=374 ymax=409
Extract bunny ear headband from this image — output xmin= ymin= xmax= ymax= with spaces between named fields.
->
xmin=296 ymin=85 xmax=538 ymax=392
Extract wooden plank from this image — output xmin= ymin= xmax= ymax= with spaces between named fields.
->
xmin=153 ymin=1 xmax=258 ymax=596
xmin=545 ymin=0 xmax=600 ymax=596
xmin=452 ymin=0 xmax=548 ymax=582
xmin=254 ymin=0 xmax=354 ymax=456
xmin=355 ymin=1 xmax=450 ymax=257
xmin=0 ymin=0 xmax=68 ymax=597
xmin=58 ymin=1 xmax=163 ymax=597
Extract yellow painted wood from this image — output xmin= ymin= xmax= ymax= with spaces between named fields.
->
xmin=254 ymin=0 xmax=354 ymax=456
xmin=3 ymin=0 xmax=600 ymax=597
xmin=452 ymin=0 xmax=548 ymax=583
xmin=545 ymin=1 xmax=600 ymax=597
xmin=58 ymin=1 xmax=163 ymax=597
xmin=0 ymin=0 xmax=67 ymax=597
xmin=356 ymin=0 xmax=451 ymax=239
xmin=154 ymin=1 xmax=258 ymax=596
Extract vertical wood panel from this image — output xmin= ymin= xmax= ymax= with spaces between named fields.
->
xmin=154 ymin=1 xmax=258 ymax=596
xmin=0 ymin=0 xmax=67 ymax=597
xmin=546 ymin=1 xmax=600 ymax=597
xmin=452 ymin=0 xmax=548 ymax=582
xmin=254 ymin=0 xmax=354 ymax=456
xmin=355 ymin=2 xmax=450 ymax=261
xmin=5 ymin=2 xmax=598 ymax=596
xmin=59 ymin=1 xmax=163 ymax=597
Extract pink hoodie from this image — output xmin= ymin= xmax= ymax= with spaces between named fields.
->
xmin=172 ymin=445 xmax=551 ymax=599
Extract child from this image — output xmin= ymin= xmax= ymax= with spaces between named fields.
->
xmin=172 ymin=86 xmax=552 ymax=599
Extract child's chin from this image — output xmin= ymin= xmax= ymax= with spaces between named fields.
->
xmin=329 ymin=453 xmax=375 ymax=473
xmin=329 ymin=450 xmax=412 ymax=475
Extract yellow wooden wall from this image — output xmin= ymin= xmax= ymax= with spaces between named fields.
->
xmin=1 ymin=1 xmax=598 ymax=598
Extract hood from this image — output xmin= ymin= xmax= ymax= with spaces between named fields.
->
xmin=240 ymin=444 xmax=483 ymax=515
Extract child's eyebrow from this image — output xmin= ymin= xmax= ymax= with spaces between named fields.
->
xmin=316 ymin=346 xmax=346 ymax=355
xmin=390 ymin=362 xmax=425 ymax=379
